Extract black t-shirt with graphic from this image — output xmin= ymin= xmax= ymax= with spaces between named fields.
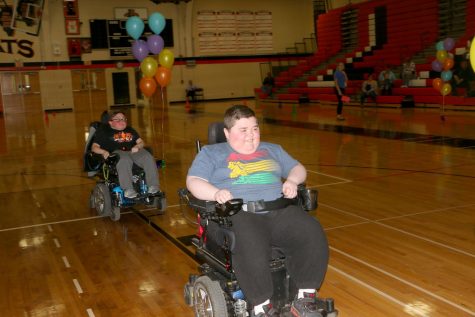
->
xmin=93 ymin=124 xmax=140 ymax=152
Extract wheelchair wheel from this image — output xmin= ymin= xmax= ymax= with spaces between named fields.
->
xmin=193 ymin=276 xmax=229 ymax=317
xmin=92 ymin=183 xmax=112 ymax=217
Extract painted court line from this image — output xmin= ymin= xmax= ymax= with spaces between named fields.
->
xmin=320 ymin=202 xmax=475 ymax=259
xmin=307 ymin=169 xmax=353 ymax=183
xmin=73 ymin=279 xmax=83 ymax=294
xmin=0 ymin=212 xmax=134 ymax=233
xmin=331 ymin=247 xmax=475 ymax=316
xmin=328 ymin=265 xmax=411 ymax=313
xmin=62 ymin=256 xmax=71 ymax=268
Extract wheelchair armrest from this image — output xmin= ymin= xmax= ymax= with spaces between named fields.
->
xmin=297 ymin=184 xmax=318 ymax=211
xmin=178 ymin=188 xmax=217 ymax=215
xmin=177 ymin=189 xmax=243 ymax=220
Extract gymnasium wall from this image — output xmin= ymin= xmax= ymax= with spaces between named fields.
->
xmin=0 ymin=0 xmax=314 ymax=104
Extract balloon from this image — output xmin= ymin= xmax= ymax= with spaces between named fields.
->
xmin=155 ymin=66 xmax=171 ymax=87
xmin=470 ymin=36 xmax=475 ymax=71
xmin=441 ymin=70 xmax=452 ymax=82
xmin=431 ymin=59 xmax=442 ymax=72
xmin=440 ymin=83 xmax=452 ymax=96
xmin=443 ymin=38 xmax=455 ymax=51
xmin=436 ymin=50 xmax=448 ymax=62
xmin=436 ymin=41 xmax=444 ymax=51
xmin=126 ymin=16 xmax=144 ymax=40
xmin=139 ymin=77 xmax=157 ymax=97
xmin=147 ymin=34 xmax=164 ymax=55
xmin=432 ymin=78 xmax=442 ymax=91
xmin=158 ymin=48 xmax=175 ymax=68
xmin=442 ymin=58 xmax=454 ymax=71
xmin=148 ymin=12 xmax=166 ymax=35
xmin=132 ymin=40 xmax=149 ymax=61
xmin=140 ymin=56 xmax=158 ymax=78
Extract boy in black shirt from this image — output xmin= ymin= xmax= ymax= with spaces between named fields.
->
xmin=92 ymin=111 xmax=159 ymax=198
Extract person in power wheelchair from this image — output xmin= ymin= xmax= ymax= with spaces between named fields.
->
xmin=85 ymin=110 xmax=166 ymax=221
xmin=183 ymin=105 xmax=335 ymax=317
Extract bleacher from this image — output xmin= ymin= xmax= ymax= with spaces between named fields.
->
xmin=257 ymin=0 xmax=475 ymax=110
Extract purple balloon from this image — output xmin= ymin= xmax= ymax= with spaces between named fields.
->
xmin=431 ymin=59 xmax=442 ymax=72
xmin=443 ymin=38 xmax=455 ymax=51
xmin=147 ymin=34 xmax=164 ymax=55
xmin=132 ymin=40 xmax=149 ymax=61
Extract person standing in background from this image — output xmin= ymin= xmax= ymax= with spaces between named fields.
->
xmin=334 ymin=62 xmax=348 ymax=120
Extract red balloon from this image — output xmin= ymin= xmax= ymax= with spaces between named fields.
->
xmin=432 ymin=78 xmax=442 ymax=91
xmin=139 ymin=77 xmax=157 ymax=97
xmin=155 ymin=66 xmax=171 ymax=87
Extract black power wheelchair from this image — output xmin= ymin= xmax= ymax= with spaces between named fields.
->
xmin=180 ymin=122 xmax=338 ymax=317
xmin=84 ymin=111 xmax=167 ymax=221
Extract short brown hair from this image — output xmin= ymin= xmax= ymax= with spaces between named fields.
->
xmin=223 ymin=105 xmax=256 ymax=129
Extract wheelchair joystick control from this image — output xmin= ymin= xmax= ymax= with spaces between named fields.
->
xmin=216 ymin=199 xmax=243 ymax=217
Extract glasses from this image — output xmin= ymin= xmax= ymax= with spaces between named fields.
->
xmin=111 ymin=118 xmax=127 ymax=122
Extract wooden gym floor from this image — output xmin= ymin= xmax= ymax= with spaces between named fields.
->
xmin=0 ymin=99 xmax=473 ymax=317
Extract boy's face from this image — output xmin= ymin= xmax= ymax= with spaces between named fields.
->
xmin=109 ymin=113 xmax=128 ymax=131
xmin=224 ymin=116 xmax=260 ymax=154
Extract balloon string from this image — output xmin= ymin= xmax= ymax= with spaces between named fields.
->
xmin=160 ymin=87 xmax=165 ymax=162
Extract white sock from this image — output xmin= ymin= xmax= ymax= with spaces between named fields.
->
xmin=253 ymin=299 xmax=270 ymax=315
xmin=298 ymin=288 xmax=316 ymax=299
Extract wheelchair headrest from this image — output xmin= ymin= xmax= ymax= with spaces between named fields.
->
xmin=100 ymin=110 xmax=110 ymax=124
xmin=208 ymin=122 xmax=226 ymax=144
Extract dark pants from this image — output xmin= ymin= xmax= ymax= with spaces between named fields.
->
xmin=229 ymin=205 xmax=329 ymax=306
xmin=335 ymin=87 xmax=346 ymax=115
xmin=360 ymin=91 xmax=377 ymax=104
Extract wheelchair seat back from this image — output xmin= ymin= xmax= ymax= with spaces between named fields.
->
xmin=207 ymin=122 xmax=226 ymax=144
xmin=84 ymin=111 xmax=110 ymax=175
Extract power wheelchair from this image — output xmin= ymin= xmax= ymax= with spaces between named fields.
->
xmin=180 ymin=122 xmax=338 ymax=317
xmin=84 ymin=111 xmax=167 ymax=221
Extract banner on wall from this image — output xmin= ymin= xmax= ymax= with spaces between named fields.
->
xmin=197 ymin=9 xmax=273 ymax=53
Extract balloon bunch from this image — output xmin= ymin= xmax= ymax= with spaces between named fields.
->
xmin=126 ymin=13 xmax=175 ymax=98
xmin=431 ymin=37 xmax=455 ymax=97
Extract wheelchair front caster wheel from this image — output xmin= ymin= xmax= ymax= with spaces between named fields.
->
xmin=110 ymin=206 xmax=121 ymax=221
xmin=183 ymin=282 xmax=194 ymax=307
xmin=151 ymin=196 xmax=167 ymax=214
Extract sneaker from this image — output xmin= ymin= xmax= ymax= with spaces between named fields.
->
xmin=147 ymin=185 xmax=160 ymax=194
xmin=336 ymin=115 xmax=346 ymax=121
xmin=124 ymin=189 xmax=138 ymax=199
xmin=252 ymin=303 xmax=279 ymax=317
xmin=290 ymin=293 xmax=323 ymax=317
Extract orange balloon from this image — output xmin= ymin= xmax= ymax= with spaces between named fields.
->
xmin=443 ymin=58 xmax=454 ymax=70
xmin=432 ymin=78 xmax=442 ymax=91
xmin=139 ymin=77 xmax=157 ymax=97
xmin=155 ymin=66 xmax=171 ymax=87
xmin=440 ymin=83 xmax=452 ymax=96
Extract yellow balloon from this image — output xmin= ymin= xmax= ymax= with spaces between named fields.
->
xmin=470 ymin=36 xmax=475 ymax=71
xmin=436 ymin=50 xmax=448 ymax=62
xmin=140 ymin=57 xmax=158 ymax=77
xmin=440 ymin=83 xmax=452 ymax=96
xmin=158 ymin=48 xmax=175 ymax=68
